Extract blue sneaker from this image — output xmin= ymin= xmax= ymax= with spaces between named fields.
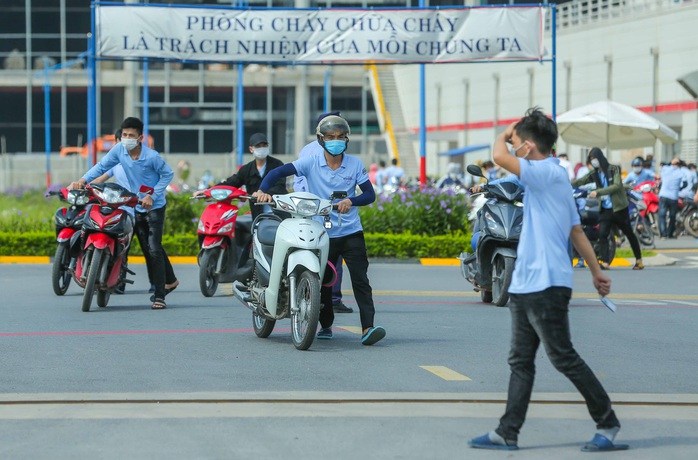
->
xmin=468 ymin=433 xmax=518 ymax=451
xmin=361 ymin=326 xmax=386 ymax=345
xmin=317 ymin=328 xmax=333 ymax=340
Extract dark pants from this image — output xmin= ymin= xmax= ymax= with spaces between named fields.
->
xmin=496 ymin=287 xmax=619 ymax=442
xmin=599 ymin=207 xmax=642 ymax=262
xmin=134 ymin=207 xmax=176 ymax=300
xmin=332 ymin=256 xmax=344 ymax=304
xmin=320 ymin=232 xmax=375 ymax=331
xmin=658 ymin=197 xmax=679 ymax=237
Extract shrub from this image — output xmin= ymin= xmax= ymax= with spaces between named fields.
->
xmin=359 ymin=185 xmax=469 ymax=236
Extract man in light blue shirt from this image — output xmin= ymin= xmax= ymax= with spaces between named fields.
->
xmin=469 ymin=108 xmax=624 ymax=453
xmin=255 ymin=115 xmax=385 ymax=346
xmin=292 ymin=111 xmax=352 ymax=314
xmin=623 ymin=157 xmax=656 ymax=187
xmin=69 ymin=117 xmax=175 ymax=309
xmin=658 ymin=158 xmax=686 ymax=238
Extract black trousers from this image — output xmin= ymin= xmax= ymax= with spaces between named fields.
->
xmin=319 ymin=231 xmax=375 ymax=331
xmin=497 ymin=287 xmax=620 ymax=442
xmin=598 ymin=207 xmax=642 ymax=262
xmin=134 ymin=207 xmax=176 ymax=299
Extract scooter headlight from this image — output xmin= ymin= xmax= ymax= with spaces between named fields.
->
xmin=210 ymin=189 xmax=232 ymax=201
xmin=485 ymin=211 xmax=506 ymax=238
xmin=218 ymin=222 xmax=233 ymax=234
xmin=292 ymin=198 xmax=320 ymax=216
xmin=94 ymin=187 xmax=131 ymax=204
xmin=67 ymin=190 xmax=90 ymax=205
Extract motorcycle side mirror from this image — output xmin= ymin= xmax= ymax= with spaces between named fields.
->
xmin=139 ymin=185 xmax=155 ymax=195
xmin=466 ymin=164 xmax=484 ymax=178
xmin=330 ymin=191 xmax=348 ymax=200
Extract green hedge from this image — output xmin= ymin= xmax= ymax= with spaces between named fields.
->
xmin=0 ymin=231 xmax=469 ymax=259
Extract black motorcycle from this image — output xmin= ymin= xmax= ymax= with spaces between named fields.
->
xmin=459 ymin=165 xmax=524 ymax=307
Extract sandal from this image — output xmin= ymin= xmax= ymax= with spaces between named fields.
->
xmin=599 ymin=262 xmax=611 ymax=271
xmin=151 ymin=298 xmax=167 ymax=310
xmin=632 ymin=262 xmax=644 ymax=270
xmin=165 ymin=280 xmax=179 ymax=295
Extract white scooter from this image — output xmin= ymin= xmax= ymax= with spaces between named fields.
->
xmin=232 ymin=191 xmax=344 ymax=351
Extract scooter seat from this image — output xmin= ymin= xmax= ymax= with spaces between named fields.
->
xmin=257 ymin=219 xmax=280 ymax=246
xmin=235 ymin=214 xmax=253 ymax=234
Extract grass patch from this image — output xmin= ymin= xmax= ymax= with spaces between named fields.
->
xmin=616 ymin=248 xmax=656 ymax=258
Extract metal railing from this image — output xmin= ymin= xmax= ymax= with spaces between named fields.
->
xmin=549 ymin=0 xmax=691 ymax=31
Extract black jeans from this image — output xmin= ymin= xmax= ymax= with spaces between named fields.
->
xmin=599 ymin=207 xmax=642 ymax=262
xmin=319 ymin=232 xmax=375 ymax=331
xmin=134 ymin=207 xmax=176 ymax=300
xmin=496 ymin=287 xmax=619 ymax=442
xmin=658 ymin=197 xmax=679 ymax=237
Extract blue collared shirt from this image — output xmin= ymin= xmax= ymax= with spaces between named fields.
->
xmin=82 ymin=143 xmax=174 ymax=213
xmin=509 ymin=156 xmax=580 ymax=294
xmin=658 ymin=165 xmax=684 ymax=201
xmin=623 ymin=169 xmax=655 ymax=187
xmin=293 ymin=153 xmax=369 ymax=238
xmin=293 ymin=141 xmax=324 ymax=192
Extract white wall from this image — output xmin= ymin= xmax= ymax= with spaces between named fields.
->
xmin=395 ymin=3 xmax=698 ymax=173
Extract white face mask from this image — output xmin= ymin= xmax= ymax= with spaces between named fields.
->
xmin=591 ymin=159 xmax=600 ymax=169
xmin=253 ymin=147 xmax=269 ymax=159
xmin=509 ymin=142 xmax=529 ymax=158
xmin=121 ymin=138 xmax=139 ymax=151
xmin=633 ymin=167 xmax=642 ymax=174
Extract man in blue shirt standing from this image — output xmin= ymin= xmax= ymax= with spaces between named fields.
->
xmin=658 ymin=158 xmax=686 ymax=239
xmin=69 ymin=117 xmax=175 ymax=310
xmin=623 ymin=156 xmax=656 ymax=187
xmin=468 ymin=108 xmax=626 ymax=452
xmin=254 ymin=114 xmax=385 ymax=346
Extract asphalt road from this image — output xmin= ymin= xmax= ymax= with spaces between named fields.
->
xmin=1 ymin=252 xmax=697 ymax=459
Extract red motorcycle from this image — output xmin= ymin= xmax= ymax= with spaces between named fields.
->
xmin=193 ymin=185 xmax=254 ymax=297
xmin=46 ymin=187 xmax=95 ymax=295
xmin=75 ymin=183 xmax=139 ymax=312
xmin=634 ymin=180 xmax=659 ymax=235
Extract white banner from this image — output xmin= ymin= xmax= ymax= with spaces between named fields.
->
xmin=96 ymin=5 xmax=546 ymax=64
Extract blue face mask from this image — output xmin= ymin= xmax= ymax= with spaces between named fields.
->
xmin=324 ymin=140 xmax=347 ymax=156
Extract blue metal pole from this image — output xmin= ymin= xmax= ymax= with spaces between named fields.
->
xmin=143 ymin=58 xmax=149 ymax=143
xmin=551 ymin=4 xmax=557 ymax=122
xmin=237 ymin=63 xmax=244 ymax=166
xmin=43 ymin=58 xmax=51 ymax=188
xmin=87 ymin=35 xmax=95 ymax=168
xmin=324 ymin=68 xmax=331 ymax=113
xmin=418 ymin=0 xmax=426 ymax=185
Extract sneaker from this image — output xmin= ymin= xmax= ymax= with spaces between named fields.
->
xmin=468 ymin=432 xmax=518 ymax=451
xmin=317 ymin=328 xmax=333 ymax=340
xmin=333 ymin=301 xmax=353 ymax=313
xmin=575 ymin=260 xmax=586 ymax=268
xmin=361 ymin=326 xmax=386 ymax=345
xmin=632 ymin=262 xmax=644 ymax=270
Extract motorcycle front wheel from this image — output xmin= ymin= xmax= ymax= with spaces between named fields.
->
xmin=52 ymin=244 xmax=72 ymax=296
xmin=252 ymin=312 xmax=276 ymax=338
xmin=635 ymin=216 xmax=655 ymax=247
xmin=199 ymin=248 xmax=220 ymax=297
xmin=491 ymin=255 xmax=514 ymax=307
xmin=82 ymin=248 xmax=103 ymax=312
xmin=291 ymin=270 xmax=321 ymax=351
xmin=96 ymin=252 xmax=111 ymax=308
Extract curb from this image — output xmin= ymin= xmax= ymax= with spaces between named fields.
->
xmin=0 ymin=254 xmax=678 ymax=267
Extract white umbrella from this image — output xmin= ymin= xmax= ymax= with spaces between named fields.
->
xmin=556 ymin=100 xmax=678 ymax=149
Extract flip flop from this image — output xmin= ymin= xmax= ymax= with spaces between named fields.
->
xmin=151 ymin=298 xmax=167 ymax=310
xmin=165 ymin=280 xmax=179 ymax=295
xmin=581 ymin=434 xmax=629 ymax=452
xmin=468 ymin=434 xmax=518 ymax=451
xmin=361 ymin=326 xmax=386 ymax=346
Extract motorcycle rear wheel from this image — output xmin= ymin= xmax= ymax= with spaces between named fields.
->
xmin=491 ymin=255 xmax=514 ymax=307
xmin=82 ymin=248 xmax=103 ymax=312
xmin=480 ymin=290 xmax=493 ymax=303
xmin=635 ymin=217 xmax=655 ymax=247
xmin=252 ymin=312 xmax=276 ymax=338
xmin=291 ymin=270 xmax=321 ymax=351
xmin=199 ymin=248 xmax=220 ymax=297
xmin=51 ymin=244 xmax=72 ymax=296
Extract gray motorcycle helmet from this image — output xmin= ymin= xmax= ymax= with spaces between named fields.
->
xmin=316 ymin=115 xmax=350 ymax=153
